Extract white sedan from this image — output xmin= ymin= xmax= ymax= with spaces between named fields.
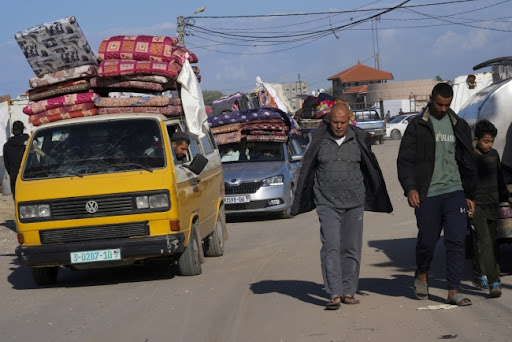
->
xmin=385 ymin=114 xmax=416 ymax=140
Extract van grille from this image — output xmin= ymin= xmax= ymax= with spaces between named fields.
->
xmin=39 ymin=222 xmax=149 ymax=244
xmin=225 ymin=182 xmax=261 ymax=195
xmin=52 ymin=195 xmax=134 ymax=219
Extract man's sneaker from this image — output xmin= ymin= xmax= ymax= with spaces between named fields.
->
xmin=489 ymin=282 xmax=502 ymax=298
xmin=472 ymin=275 xmax=489 ymax=290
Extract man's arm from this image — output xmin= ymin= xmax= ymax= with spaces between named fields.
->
xmin=397 ymin=121 xmax=418 ymax=198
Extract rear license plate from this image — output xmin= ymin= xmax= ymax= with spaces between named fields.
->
xmin=70 ymin=248 xmax=122 ymax=264
xmin=225 ymin=195 xmax=250 ymax=204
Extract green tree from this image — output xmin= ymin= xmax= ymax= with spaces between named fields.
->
xmin=202 ymin=90 xmax=224 ymax=106
xmin=434 ymin=75 xmax=444 ymax=82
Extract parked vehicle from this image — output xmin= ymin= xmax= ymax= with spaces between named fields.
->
xmin=458 ymin=61 xmax=512 ymax=259
xmin=15 ymin=113 xmax=226 ymax=285
xmin=385 ymin=113 xmax=416 ymax=140
xmin=219 ymin=136 xmax=304 ymax=218
xmin=352 ymin=109 xmax=386 ymax=144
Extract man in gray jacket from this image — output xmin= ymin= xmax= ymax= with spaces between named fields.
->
xmin=290 ymin=103 xmax=392 ymax=310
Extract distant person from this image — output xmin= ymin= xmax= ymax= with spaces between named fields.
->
xmin=470 ymin=120 xmax=511 ymax=298
xmin=399 ymin=108 xmax=404 ymax=115
xmin=397 ymin=83 xmax=477 ymax=306
xmin=3 ymin=121 xmax=29 ymax=199
xmin=171 ymin=132 xmax=191 ymax=162
xmin=385 ymin=110 xmax=391 ymax=122
xmin=290 ymin=103 xmax=392 ymax=310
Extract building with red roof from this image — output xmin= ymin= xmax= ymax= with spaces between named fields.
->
xmin=328 ymin=61 xmax=394 ymax=109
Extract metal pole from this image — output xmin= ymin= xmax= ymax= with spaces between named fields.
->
xmin=177 ymin=16 xmax=185 ymax=47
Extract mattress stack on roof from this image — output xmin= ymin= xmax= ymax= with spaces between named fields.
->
xmin=16 ymin=16 xmax=100 ymax=126
xmin=16 ymin=17 xmax=202 ymax=126
xmin=207 ymin=106 xmax=294 ymax=146
xmin=93 ymin=35 xmax=200 ymax=116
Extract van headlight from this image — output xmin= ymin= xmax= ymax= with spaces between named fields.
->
xmin=19 ymin=204 xmax=51 ymax=219
xmin=262 ymin=175 xmax=284 ymax=186
xmin=136 ymin=193 xmax=169 ymax=209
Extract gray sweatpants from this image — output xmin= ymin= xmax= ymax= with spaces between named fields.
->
xmin=316 ymin=204 xmax=364 ymax=297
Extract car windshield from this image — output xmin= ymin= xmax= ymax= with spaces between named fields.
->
xmin=389 ymin=115 xmax=408 ymax=123
xmin=23 ymin=118 xmax=166 ymax=179
xmin=219 ymin=141 xmax=284 ymax=163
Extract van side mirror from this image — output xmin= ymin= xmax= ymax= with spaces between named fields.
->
xmin=184 ymin=154 xmax=208 ymax=174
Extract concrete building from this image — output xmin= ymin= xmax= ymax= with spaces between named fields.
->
xmin=328 ymin=61 xmax=393 ymax=109
xmin=281 ymin=81 xmax=308 ymax=112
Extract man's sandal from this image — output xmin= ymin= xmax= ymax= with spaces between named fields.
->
xmin=325 ymin=295 xmax=341 ymax=310
xmin=341 ymin=295 xmax=360 ymax=304
xmin=414 ymin=278 xmax=429 ymax=300
xmin=447 ymin=293 xmax=472 ymax=306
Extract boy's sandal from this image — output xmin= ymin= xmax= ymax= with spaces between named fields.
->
xmin=414 ymin=278 xmax=429 ymax=300
xmin=341 ymin=295 xmax=360 ymax=304
xmin=325 ymin=295 xmax=341 ymax=310
xmin=489 ymin=283 xmax=502 ymax=298
xmin=447 ymin=293 xmax=472 ymax=306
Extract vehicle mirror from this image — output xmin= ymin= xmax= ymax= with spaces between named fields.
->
xmin=184 ymin=154 xmax=208 ymax=174
xmin=291 ymin=155 xmax=302 ymax=162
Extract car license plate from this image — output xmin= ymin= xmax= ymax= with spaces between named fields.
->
xmin=70 ymin=248 xmax=122 ymax=264
xmin=225 ymin=195 xmax=250 ymax=204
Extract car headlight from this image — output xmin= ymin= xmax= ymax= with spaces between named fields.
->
xmin=136 ymin=193 xmax=169 ymax=209
xmin=262 ymin=175 xmax=284 ymax=186
xmin=19 ymin=204 xmax=51 ymax=219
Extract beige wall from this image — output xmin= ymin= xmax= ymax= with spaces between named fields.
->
xmin=367 ymin=79 xmax=440 ymax=103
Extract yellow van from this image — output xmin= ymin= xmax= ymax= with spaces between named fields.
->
xmin=14 ymin=113 xmax=226 ymax=285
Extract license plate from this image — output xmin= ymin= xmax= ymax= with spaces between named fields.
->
xmin=70 ymin=248 xmax=122 ymax=264
xmin=225 ymin=195 xmax=250 ymax=204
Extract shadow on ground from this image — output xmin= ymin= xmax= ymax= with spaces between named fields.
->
xmin=250 ymin=280 xmax=326 ymax=307
xmin=0 ymin=219 xmax=16 ymax=233
xmin=6 ymin=256 xmax=177 ymax=290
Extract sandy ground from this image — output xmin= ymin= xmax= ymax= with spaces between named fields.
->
xmin=1 ymin=139 xmax=512 ymax=342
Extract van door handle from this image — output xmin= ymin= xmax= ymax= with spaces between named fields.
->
xmin=191 ymin=178 xmax=201 ymax=186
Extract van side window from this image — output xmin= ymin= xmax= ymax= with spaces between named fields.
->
xmin=200 ymin=135 xmax=214 ymax=155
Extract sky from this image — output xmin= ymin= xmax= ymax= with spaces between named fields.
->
xmin=1 ymin=0 xmax=511 ymax=99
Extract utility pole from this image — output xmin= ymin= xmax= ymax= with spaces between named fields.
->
xmin=177 ymin=16 xmax=185 ymax=46
xmin=176 ymin=7 xmax=206 ymax=47
xmin=298 ymin=73 xmax=302 ymax=96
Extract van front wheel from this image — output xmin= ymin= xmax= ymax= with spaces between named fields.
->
xmin=31 ymin=266 xmax=58 ymax=286
xmin=178 ymin=226 xmax=202 ymax=276
xmin=204 ymin=216 xmax=224 ymax=257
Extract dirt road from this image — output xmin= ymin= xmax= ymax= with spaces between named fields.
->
xmin=1 ymin=140 xmax=511 ymax=342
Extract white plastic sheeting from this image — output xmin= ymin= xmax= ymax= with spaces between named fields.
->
xmin=177 ymin=59 xmax=207 ymax=138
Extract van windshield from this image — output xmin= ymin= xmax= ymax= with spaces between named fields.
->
xmin=23 ymin=118 xmax=165 ymax=179
xmin=219 ymin=142 xmax=284 ymax=163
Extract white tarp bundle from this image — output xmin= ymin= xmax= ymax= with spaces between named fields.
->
xmin=177 ymin=59 xmax=207 ymax=138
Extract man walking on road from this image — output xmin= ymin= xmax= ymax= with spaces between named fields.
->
xmin=397 ymin=83 xmax=477 ymax=306
xmin=3 ymin=121 xmax=29 ymax=199
xmin=290 ymin=103 xmax=392 ymax=310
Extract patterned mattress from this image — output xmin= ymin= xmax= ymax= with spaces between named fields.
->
xmin=15 ymin=16 xmax=98 ymax=76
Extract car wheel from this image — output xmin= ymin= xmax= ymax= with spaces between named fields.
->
xmin=390 ymin=130 xmax=401 ymax=140
xmin=31 ymin=266 xmax=58 ymax=286
xmin=178 ymin=225 xmax=202 ymax=276
xmin=204 ymin=215 xmax=224 ymax=257
xmin=281 ymin=187 xmax=294 ymax=219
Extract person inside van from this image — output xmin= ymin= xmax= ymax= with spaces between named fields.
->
xmin=171 ymin=132 xmax=191 ymax=163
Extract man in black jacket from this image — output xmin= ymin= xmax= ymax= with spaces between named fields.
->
xmin=397 ymin=83 xmax=476 ymax=306
xmin=3 ymin=121 xmax=29 ymax=199
xmin=290 ymin=103 xmax=392 ymax=310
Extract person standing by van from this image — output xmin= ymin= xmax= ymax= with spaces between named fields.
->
xmin=470 ymin=120 xmax=512 ymax=298
xmin=3 ymin=121 xmax=29 ymax=199
xmin=290 ymin=103 xmax=392 ymax=310
xmin=397 ymin=83 xmax=477 ymax=306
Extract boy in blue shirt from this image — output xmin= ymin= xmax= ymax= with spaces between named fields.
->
xmin=471 ymin=120 xmax=512 ymax=298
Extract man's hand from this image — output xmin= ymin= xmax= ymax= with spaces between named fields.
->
xmin=466 ymin=198 xmax=475 ymax=219
xmin=407 ymin=190 xmax=420 ymax=208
